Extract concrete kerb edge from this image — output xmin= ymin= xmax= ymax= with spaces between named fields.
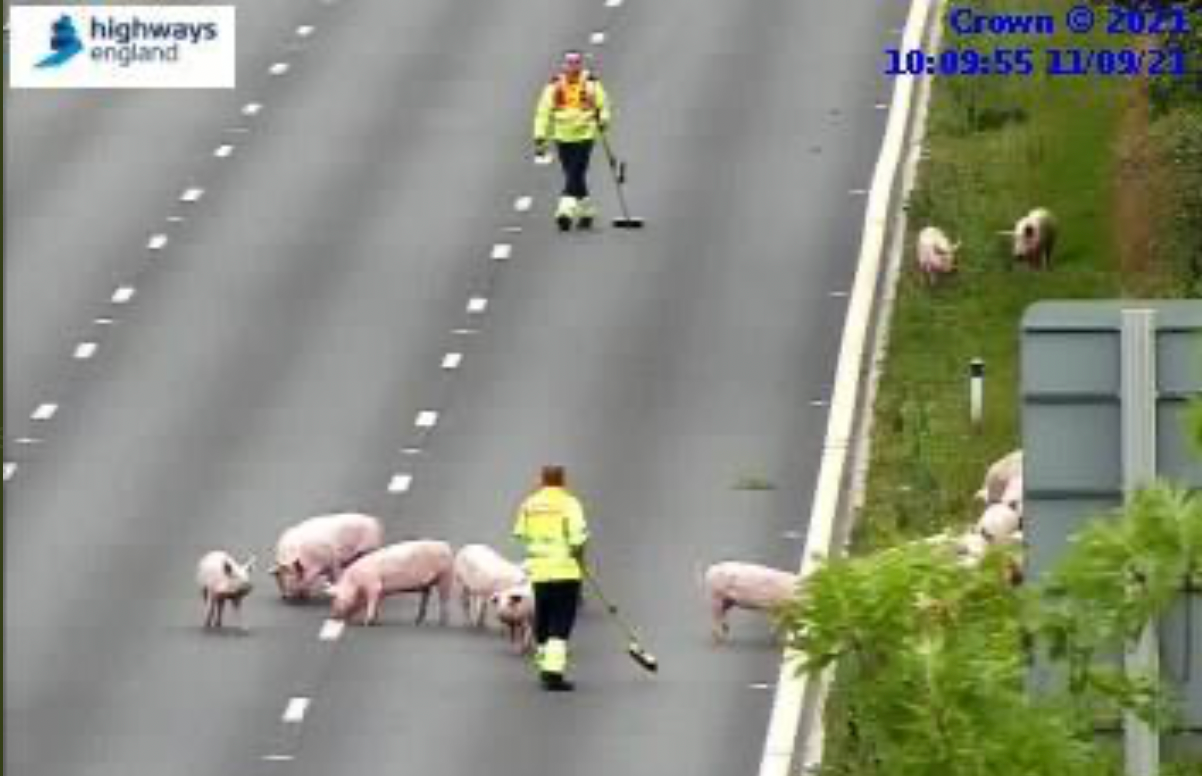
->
xmin=797 ymin=3 xmax=949 ymax=772
xmin=755 ymin=1 xmax=941 ymax=774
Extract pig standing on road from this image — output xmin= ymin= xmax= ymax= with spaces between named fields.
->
xmin=330 ymin=540 xmax=454 ymax=627
xmin=269 ymin=513 xmax=384 ymax=600
xmin=916 ymin=226 xmax=959 ymax=285
xmin=197 ymin=551 xmax=255 ymax=630
xmin=453 ymin=544 xmax=526 ymax=628
xmin=704 ymin=562 xmax=800 ymax=643
xmin=1011 ymin=208 xmax=1057 ymax=270
xmin=490 ymin=582 xmax=536 ymax=655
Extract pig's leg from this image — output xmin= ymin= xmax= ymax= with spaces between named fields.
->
xmin=459 ymin=585 xmax=473 ymax=626
xmin=203 ymin=593 xmax=215 ymax=629
xmin=710 ymin=595 xmax=732 ymax=643
xmin=436 ymin=571 xmax=452 ymax=626
xmin=474 ymin=594 xmax=488 ymax=629
xmin=415 ymin=587 xmax=431 ymax=626
xmin=363 ymin=586 xmax=381 ymax=626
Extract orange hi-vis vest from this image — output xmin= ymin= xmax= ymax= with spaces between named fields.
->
xmin=533 ymin=70 xmax=610 ymax=144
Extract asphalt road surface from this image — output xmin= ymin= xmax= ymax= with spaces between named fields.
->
xmin=5 ymin=1 xmax=909 ymax=774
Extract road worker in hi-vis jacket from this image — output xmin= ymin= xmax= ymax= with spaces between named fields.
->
xmin=512 ymin=465 xmax=590 ymax=692
xmin=532 ymin=50 xmax=612 ymax=232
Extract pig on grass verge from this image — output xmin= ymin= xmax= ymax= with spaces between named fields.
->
xmin=197 ymin=551 xmax=255 ymax=630
xmin=976 ymin=449 xmax=1023 ymax=506
xmin=453 ymin=544 xmax=526 ymax=628
xmin=916 ymin=226 xmax=960 ymax=286
xmin=704 ymin=562 xmax=800 ymax=643
xmin=489 ymin=582 xmax=535 ymax=655
xmin=1008 ymin=207 xmax=1057 ymax=270
xmin=269 ymin=513 xmax=384 ymax=601
xmin=330 ymin=540 xmax=454 ymax=627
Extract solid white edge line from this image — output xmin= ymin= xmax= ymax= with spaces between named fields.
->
xmin=388 ymin=473 xmax=413 ymax=493
xmin=74 ymin=342 xmax=98 ymax=359
xmin=31 ymin=403 xmax=59 ymax=421
xmin=112 ymin=286 xmax=135 ymax=304
xmin=282 ymin=696 xmax=310 ymax=723
xmin=490 ymin=243 xmax=512 ymax=261
xmin=415 ymin=411 xmax=439 ymax=428
xmin=319 ymin=619 xmax=345 ymax=641
xmin=756 ymin=1 xmax=935 ymax=775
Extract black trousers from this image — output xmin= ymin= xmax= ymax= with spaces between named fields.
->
xmin=556 ymin=140 xmax=594 ymax=199
xmin=533 ymin=580 xmax=582 ymax=645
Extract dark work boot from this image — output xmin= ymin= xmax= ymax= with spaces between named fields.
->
xmin=540 ymin=672 xmax=575 ymax=692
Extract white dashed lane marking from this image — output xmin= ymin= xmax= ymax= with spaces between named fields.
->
xmin=15 ymin=437 xmax=41 ymax=445
xmin=214 ymin=144 xmax=234 ymax=158
xmin=388 ymin=473 xmax=414 ymax=493
xmin=296 ymin=25 xmax=314 ymax=37
xmin=590 ymin=31 xmax=606 ymax=45
xmin=95 ymin=317 xmax=115 ymax=325
xmin=514 ymin=196 xmax=533 ymax=212
xmin=490 ymin=243 xmax=512 ymax=261
xmin=269 ymin=62 xmax=290 ymax=76
xmin=148 ymin=234 xmax=169 ymax=251
xmin=319 ymin=619 xmax=345 ymax=641
xmin=263 ymin=755 xmax=295 ymax=762
xmin=606 ymin=0 xmax=623 ymax=6
xmin=467 ymin=297 xmax=488 ymax=314
xmin=242 ymin=102 xmax=263 ymax=116
xmin=3 ymin=463 xmax=16 ymax=481
xmin=180 ymin=187 xmax=204 ymax=203
xmin=74 ymin=342 xmax=98 ymax=359
xmin=441 ymin=352 xmax=463 ymax=370
xmin=112 ymin=286 xmax=136 ymax=304
xmin=415 ymin=411 xmax=439 ymax=428
xmin=282 ymin=697 xmax=310 ymax=723
xmin=31 ymin=404 xmax=58 ymax=421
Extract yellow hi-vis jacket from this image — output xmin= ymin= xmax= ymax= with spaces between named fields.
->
xmin=532 ymin=71 xmax=611 ymax=144
xmin=512 ymin=486 xmax=589 ymax=582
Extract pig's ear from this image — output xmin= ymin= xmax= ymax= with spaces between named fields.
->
xmin=223 ymin=559 xmax=235 ymax=576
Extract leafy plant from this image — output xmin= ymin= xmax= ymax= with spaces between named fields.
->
xmin=780 ymin=480 xmax=1202 ymax=776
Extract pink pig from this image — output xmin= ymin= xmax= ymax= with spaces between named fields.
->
xmin=916 ymin=226 xmax=959 ymax=285
xmin=196 ymin=550 xmax=255 ymax=630
xmin=704 ymin=562 xmax=799 ymax=643
xmin=270 ymin=513 xmax=384 ymax=600
xmin=330 ymin=540 xmax=454 ymax=626
xmin=453 ymin=544 xmax=526 ymax=627
xmin=489 ymin=582 xmax=535 ymax=655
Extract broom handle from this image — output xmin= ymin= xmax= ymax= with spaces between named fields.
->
xmin=593 ymin=110 xmax=635 ymax=222
xmin=581 ymin=563 xmax=643 ymax=642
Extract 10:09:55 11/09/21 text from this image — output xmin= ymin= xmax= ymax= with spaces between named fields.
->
xmin=885 ymin=46 xmax=1188 ymax=77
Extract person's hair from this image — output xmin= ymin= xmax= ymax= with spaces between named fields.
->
xmin=541 ymin=465 xmax=566 ymax=487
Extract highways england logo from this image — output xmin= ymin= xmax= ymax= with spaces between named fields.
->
xmin=10 ymin=5 xmax=236 ymax=89
xmin=35 ymin=14 xmax=83 ymax=68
